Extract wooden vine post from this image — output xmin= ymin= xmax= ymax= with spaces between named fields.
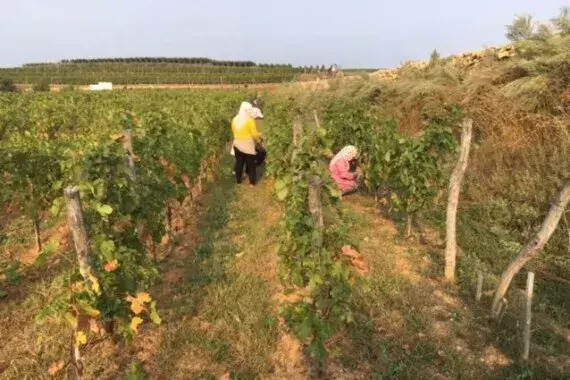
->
xmin=122 ymin=129 xmax=136 ymax=180
xmin=64 ymin=186 xmax=101 ymax=295
xmin=308 ymin=176 xmax=324 ymax=247
xmin=292 ymin=118 xmax=303 ymax=146
xmin=445 ymin=118 xmax=473 ymax=283
xmin=33 ymin=217 xmax=42 ymax=253
xmin=64 ymin=186 xmax=101 ymax=378
xmin=313 ymin=110 xmax=321 ymax=129
xmin=491 ymin=179 xmax=570 ymax=319
xmin=476 ymin=271 xmax=484 ymax=302
xmin=522 ymin=271 xmax=535 ymax=361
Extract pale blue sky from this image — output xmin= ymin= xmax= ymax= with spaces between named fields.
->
xmin=1 ymin=1 xmax=567 ymax=68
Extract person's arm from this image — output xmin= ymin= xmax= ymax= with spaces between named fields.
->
xmin=334 ymin=160 xmax=356 ymax=180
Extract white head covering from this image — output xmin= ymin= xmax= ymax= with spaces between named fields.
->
xmin=235 ymin=101 xmax=263 ymax=126
xmin=250 ymin=106 xmax=264 ymax=119
xmin=235 ymin=102 xmax=253 ymax=127
xmin=331 ymin=145 xmax=358 ymax=165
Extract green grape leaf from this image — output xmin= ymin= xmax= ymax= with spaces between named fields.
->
xmin=99 ymin=240 xmax=116 ymax=260
xmin=276 ymin=187 xmax=289 ymax=201
xmin=96 ymin=204 xmax=113 ymax=216
xmin=149 ymin=301 xmax=162 ymax=325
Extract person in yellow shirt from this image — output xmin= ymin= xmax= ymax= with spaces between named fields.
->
xmin=231 ymin=102 xmax=262 ymax=185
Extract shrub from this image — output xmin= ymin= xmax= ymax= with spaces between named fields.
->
xmin=506 ymin=15 xmax=535 ymax=41
xmin=551 ymin=6 xmax=570 ymax=35
xmin=32 ymin=79 xmax=51 ymax=92
xmin=429 ymin=49 xmax=441 ymax=66
xmin=0 ymin=78 xmax=17 ymax=92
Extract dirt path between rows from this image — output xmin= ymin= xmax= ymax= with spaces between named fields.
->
xmin=123 ymin=161 xmax=308 ymax=379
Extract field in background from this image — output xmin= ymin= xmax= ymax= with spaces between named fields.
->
xmin=0 ymin=62 xmax=302 ymax=85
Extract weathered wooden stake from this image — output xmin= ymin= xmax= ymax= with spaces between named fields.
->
xmin=522 ymin=271 xmax=535 ymax=360
xmin=292 ymin=118 xmax=303 ymax=146
xmin=33 ymin=217 xmax=42 ymax=253
xmin=475 ymin=271 xmax=484 ymax=301
xmin=492 ymin=179 xmax=570 ymax=318
xmin=122 ymin=129 xmax=136 ymax=180
xmin=64 ymin=186 xmax=101 ymax=295
xmin=313 ymin=110 xmax=321 ymax=129
xmin=445 ymin=118 xmax=473 ymax=283
xmin=406 ymin=214 xmax=413 ymax=238
xmin=497 ymin=298 xmax=508 ymax=323
xmin=308 ymin=176 xmax=324 ymax=247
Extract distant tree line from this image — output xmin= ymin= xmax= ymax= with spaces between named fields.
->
xmin=22 ymin=57 xmax=302 ymax=69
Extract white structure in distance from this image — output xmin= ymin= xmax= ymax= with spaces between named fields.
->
xmin=90 ymin=82 xmax=113 ymax=91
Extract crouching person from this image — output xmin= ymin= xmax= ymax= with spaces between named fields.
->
xmin=329 ymin=145 xmax=361 ymax=195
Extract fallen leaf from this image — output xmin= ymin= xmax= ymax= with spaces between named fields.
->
xmin=48 ymin=360 xmax=64 ymax=376
xmin=219 ymin=373 xmax=231 ymax=380
xmin=341 ymin=245 xmax=363 ymax=260
xmin=89 ymin=318 xmax=100 ymax=334
xmin=104 ymin=259 xmax=119 ymax=272
xmin=181 ymin=173 xmax=192 ymax=189
xmin=130 ymin=316 xmax=143 ymax=333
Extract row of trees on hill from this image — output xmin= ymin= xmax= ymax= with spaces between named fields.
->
xmin=23 ymin=57 xmax=303 ymax=69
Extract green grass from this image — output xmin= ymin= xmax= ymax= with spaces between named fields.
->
xmin=331 ymin=195 xmax=569 ymax=379
xmin=148 ymin=160 xmax=282 ymax=378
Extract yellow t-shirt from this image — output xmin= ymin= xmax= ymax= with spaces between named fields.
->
xmin=231 ymin=117 xmax=260 ymax=141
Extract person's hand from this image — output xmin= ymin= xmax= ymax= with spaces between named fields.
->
xmin=354 ymin=167 xmax=363 ymax=182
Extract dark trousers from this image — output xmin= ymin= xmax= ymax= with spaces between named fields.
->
xmin=234 ymin=147 xmax=257 ymax=184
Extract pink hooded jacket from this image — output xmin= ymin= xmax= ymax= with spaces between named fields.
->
xmin=329 ymin=146 xmax=358 ymax=194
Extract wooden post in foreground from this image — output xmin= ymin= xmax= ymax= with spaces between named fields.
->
xmin=445 ymin=118 xmax=473 ymax=283
xmin=64 ymin=186 xmax=101 ymax=295
xmin=292 ymin=118 xmax=303 ymax=146
xmin=522 ymin=271 xmax=535 ymax=360
xmin=476 ymin=271 xmax=484 ymax=302
xmin=33 ymin=217 xmax=42 ymax=253
xmin=313 ymin=110 xmax=321 ymax=129
xmin=123 ymin=129 xmax=136 ymax=180
xmin=492 ymin=179 xmax=570 ymax=318
xmin=308 ymin=176 xmax=324 ymax=247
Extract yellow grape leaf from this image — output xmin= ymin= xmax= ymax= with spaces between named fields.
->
xmin=149 ymin=301 xmax=162 ymax=325
xmin=126 ymin=292 xmax=152 ymax=314
xmin=136 ymin=292 xmax=151 ymax=303
xmin=130 ymin=300 xmax=145 ymax=315
xmin=110 ymin=133 xmax=125 ymax=141
xmin=130 ymin=316 xmax=143 ymax=333
xmin=71 ymin=281 xmax=85 ymax=293
xmin=104 ymin=259 xmax=119 ymax=272
xmin=48 ymin=360 xmax=64 ymax=376
xmin=64 ymin=312 xmax=78 ymax=329
xmin=79 ymin=303 xmax=101 ymax=318
xmin=75 ymin=331 xmax=87 ymax=346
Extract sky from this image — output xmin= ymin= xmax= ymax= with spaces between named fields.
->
xmin=0 ymin=0 xmax=567 ymax=68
